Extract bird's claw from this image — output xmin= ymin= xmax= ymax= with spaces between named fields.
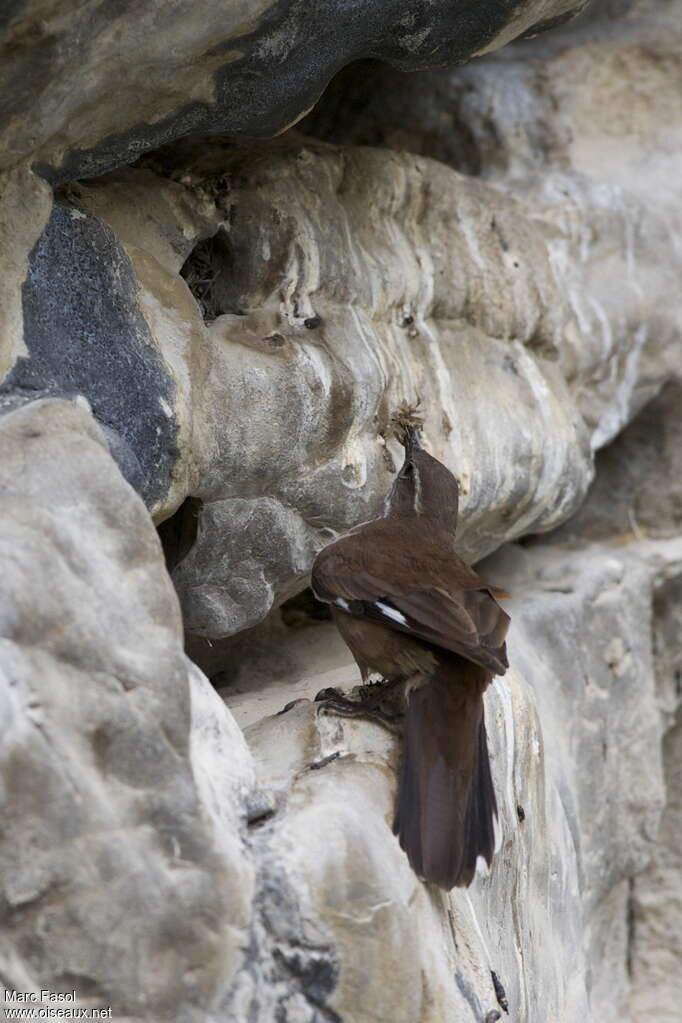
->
xmin=314 ymin=686 xmax=344 ymax=703
xmin=315 ymin=691 xmax=404 ymax=733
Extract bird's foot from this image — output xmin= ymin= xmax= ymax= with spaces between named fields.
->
xmin=358 ymin=676 xmax=387 ymax=689
xmin=358 ymin=676 xmax=400 ymax=705
xmin=314 ymin=690 xmax=366 ymax=715
xmin=314 ymin=686 xmax=345 ymax=703
xmin=315 ymin=688 xmax=403 ymax=733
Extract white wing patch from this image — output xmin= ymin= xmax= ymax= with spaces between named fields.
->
xmin=336 ymin=598 xmax=350 ymax=611
xmin=375 ymin=601 xmax=407 ymax=625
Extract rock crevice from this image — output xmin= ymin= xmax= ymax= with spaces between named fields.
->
xmin=1 ymin=2 xmax=681 ymax=1020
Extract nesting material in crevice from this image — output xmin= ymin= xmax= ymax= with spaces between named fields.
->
xmin=180 ymin=227 xmax=242 ymax=322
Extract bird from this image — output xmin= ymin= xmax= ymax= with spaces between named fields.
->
xmin=311 ymin=409 xmax=510 ymax=889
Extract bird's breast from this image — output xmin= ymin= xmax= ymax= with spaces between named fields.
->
xmin=331 ymin=607 xmax=438 ymax=683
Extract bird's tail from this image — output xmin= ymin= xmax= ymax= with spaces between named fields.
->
xmin=392 ymin=661 xmax=497 ymax=889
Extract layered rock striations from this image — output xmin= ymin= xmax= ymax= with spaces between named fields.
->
xmin=1 ymin=0 xmax=681 ymax=1020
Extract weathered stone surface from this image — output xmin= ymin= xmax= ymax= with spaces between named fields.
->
xmin=0 ymin=166 xmax=52 ymax=381
xmin=627 ymin=570 xmax=682 ymax=1023
xmin=0 ymin=201 xmax=178 ymax=506
xmin=4 ymin=86 xmax=679 ymax=634
xmin=547 ymin=381 xmax=682 ymax=544
xmin=630 ymin=709 xmax=682 ymax=1022
xmin=1 ymin=2 xmax=681 ymax=1019
xmin=0 ymin=0 xmax=587 ymax=184
xmin=0 ymin=137 xmax=599 ymax=631
xmin=302 ymin=0 xmax=682 ymax=448
xmin=0 ymin=166 xmax=218 ymax=521
xmin=3 ymin=3 xmax=679 ymax=640
xmin=2 ymin=389 xmax=680 ymax=1021
xmin=217 ymin=526 xmax=682 ymax=1021
xmin=518 ymin=366 xmax=682 ymax=1020
xmin=0 ymin=397 xmax=255 ymax=1020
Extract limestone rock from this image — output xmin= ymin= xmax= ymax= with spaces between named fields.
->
xmin=302 ymin=0 xmax=682 ymax=449
xmin=0 ymin=0 xmax=587 ymax=184
xmin=4 ymin=3 xmax=680 ymax=640
xmin=4 ymin=97 xmax=679 ymax=635
xmin=2 ymin=390 xmax=680 ymax=1021
xmin=219 ymin=528 xmax=682 ymax=1022
xmin=0 ymin=138 xmax=600 ymax=633
xmin=0 ymin=166 xmax=52 ymax=382
xmin=547 ymin=382 xmax=682 ymax=543
xmin=629 ymin=654 xmax=682 ymax=1023
xmin=0 ymin=397 xmax=255 ymax=1020
xmin=0 ymin=3 xmax=681 ymax=1019
xmin=1 ymin=201 xmax=178 ymax=507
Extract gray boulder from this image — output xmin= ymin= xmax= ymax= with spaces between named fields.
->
xmin=1 ymin=0 xmax=587 ymax=183
xmin=0 ymin=398 xmax=254 ymax=1020
xmin=0 ymin=1 xmax=680 ymax=1019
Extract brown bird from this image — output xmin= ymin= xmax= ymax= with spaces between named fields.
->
xmin=311 ymin=419 xmax=510 ymax=888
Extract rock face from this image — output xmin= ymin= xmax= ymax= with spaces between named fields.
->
xmin=1 ymin=0 xmax=682 ymax=1020
xmin=1 ymin=202 xmax=178 ymax=506
xmin=5 ymin=139 xmax=600 ymax=632
xmin=0 ymin=0 xmax=587 ymax=183
xmin=232 ymin=531 xmax=680 ymax=1023
xmin=628 ymin=571 xmax=682 ymax=1023
xmin=0 ymin=398 xmax=255 ymax=1019
xmin=2 ymin=394 xmax=680 ymax=1021
xmin=4 ymin=4 xmax=682 ymax=639
xmin=302 ymin=0 xmax=682 ymax=449
xmin=4 ymin=118 xmax=677 ymax=635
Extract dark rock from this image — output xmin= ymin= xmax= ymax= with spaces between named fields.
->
xmin=0 ymin=0 xmax=588 ymax=184
xmin=0 ymin=201 xmax=177 ymax=509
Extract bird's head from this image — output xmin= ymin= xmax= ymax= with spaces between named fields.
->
xmin=386 ymin=413 xmax=460 ymax=530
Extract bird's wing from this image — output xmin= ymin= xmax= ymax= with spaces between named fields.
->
xmin=311 ymin=532 xmax=509 ymax=675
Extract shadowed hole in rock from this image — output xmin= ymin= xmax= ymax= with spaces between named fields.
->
xmin=280 ymin=587 xmax=332 ymax=628
xmin=180 ymin=227 xmax=244 ymax=322
xmin=157 ymin=496 xmax=202 ymax=573
xmin=183 ymin=586 xmax=339 ymax=721
xmin=299 ymin=58 xmax=484 ymax=177
xmin=520 ymin=381 xmax=682 ymax=547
